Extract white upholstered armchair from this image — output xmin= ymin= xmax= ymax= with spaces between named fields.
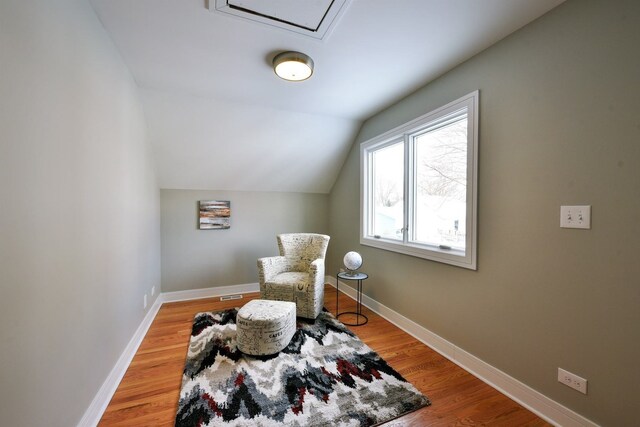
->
xmin=257 ymin=233 xmax=330 ymax=319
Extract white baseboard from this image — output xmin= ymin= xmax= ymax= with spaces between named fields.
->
xmin=78 ymin=296 xmax=162 ymax=427
xmin=160 ymin=282 xmax=260 ymax=303
xmin=77 ymin=282 xmax=260 ymax=427
xmin=326 ymin=276 xmax=598 ymax=427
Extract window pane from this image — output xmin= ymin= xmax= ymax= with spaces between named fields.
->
xmin=371 ymin=142 xmax=404 ymax=240
xmin=361 ymin=91 xmax=478 ymax=269
xmin=413 ymin=115 xmax=467 ymax=250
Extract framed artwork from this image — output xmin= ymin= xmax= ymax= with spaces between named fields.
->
xmin=199 ymin=200 xmax=231 ymax=230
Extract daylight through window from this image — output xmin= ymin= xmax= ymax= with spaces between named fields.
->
xmin=360 ymin=91 xmax=478 ymax=269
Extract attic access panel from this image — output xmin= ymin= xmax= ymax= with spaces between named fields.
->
xmin=210 ymin=0 xmax=350 ymax=40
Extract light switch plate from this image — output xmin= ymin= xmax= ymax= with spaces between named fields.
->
xmin=560 ymin=205 xmax=591 ymax=229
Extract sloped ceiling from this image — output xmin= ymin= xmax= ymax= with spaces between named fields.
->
xmin=90 ymin=0 xmax=565 ymax=193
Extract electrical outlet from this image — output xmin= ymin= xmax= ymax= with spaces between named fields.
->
xmin=558 ymin=368 xmax=587 ymax=394
xmin=143 ymin=294 xmax=148 ymax=310
xmin=560 ymin=205 xmax=591 ymax=229
xmin=151 ymin=286 xmax=156 ymax=297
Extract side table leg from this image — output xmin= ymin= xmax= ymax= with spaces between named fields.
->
xmin=357 ymin=279 xmax=362 ymax=322
xmin=335 ymin=273 xmax=339 ymax=316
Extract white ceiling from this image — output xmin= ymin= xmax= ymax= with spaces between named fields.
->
xmin=90 ymin=0 xmax=564 ymax=193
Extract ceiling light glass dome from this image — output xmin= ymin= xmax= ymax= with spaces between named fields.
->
xmin=273 ymin=51 xmax=314 ymax=81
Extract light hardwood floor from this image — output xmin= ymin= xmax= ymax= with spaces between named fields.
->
xmin=99 ymin=285 xmax=551 ymax=426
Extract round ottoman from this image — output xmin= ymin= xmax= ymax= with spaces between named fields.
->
xmin=236 ymin=299 xmax=297 ymax=356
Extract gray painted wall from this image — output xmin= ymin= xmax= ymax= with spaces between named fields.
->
xmin=328 ymin=0 xmax=640 ymax=425
xmin=161 ymin=190 xmax=329 ymax=292
xmin=0 ymin=1 xmax=161 ymax=426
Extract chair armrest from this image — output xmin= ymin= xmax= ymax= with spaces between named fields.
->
xmin=257 ymin=256 xmax=290 ymax=284
xmin=309 ymin=259 xmax=325 ymax=285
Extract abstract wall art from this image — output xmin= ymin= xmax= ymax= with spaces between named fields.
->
xmin=199 ymin=200 xmax=231 ymax=230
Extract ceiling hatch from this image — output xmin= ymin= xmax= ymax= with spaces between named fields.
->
xmin=210 ymin=0 xmax=350 ymax=40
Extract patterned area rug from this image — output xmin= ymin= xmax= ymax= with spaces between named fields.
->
xmin=175 ymin=308 xmax=430 ymax=426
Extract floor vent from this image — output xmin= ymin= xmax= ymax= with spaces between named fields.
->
xmin=220 ymin=294 xmax=243 ymax=301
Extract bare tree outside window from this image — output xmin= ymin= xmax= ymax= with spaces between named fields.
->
xmin=417 ymin=120 xmax=467 ymax=201
xmin=414 ymin=116 xmax=468 ymax=249
xmin=375 ymin=179 xmax=401 ymax=207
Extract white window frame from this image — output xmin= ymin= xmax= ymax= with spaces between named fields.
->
xmin=360 ymin=91 xmax=479 ymax=270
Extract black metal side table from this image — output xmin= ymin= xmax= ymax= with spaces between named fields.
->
xmin=336 ymin=271 xmax=368 ymax=326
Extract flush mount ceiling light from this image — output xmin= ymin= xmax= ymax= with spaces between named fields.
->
xmin=273 ymin=51 xmax=314 ymax=81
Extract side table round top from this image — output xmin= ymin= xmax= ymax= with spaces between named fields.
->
xmin=337 ymin=271 xmax=368 ymax=280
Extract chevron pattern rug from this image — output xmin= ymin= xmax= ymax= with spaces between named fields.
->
xmin=175 ymin=308 xmax=430 ymax=426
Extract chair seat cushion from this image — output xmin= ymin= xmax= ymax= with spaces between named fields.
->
xmin=269 ymin=272 xmax=308 ymax=287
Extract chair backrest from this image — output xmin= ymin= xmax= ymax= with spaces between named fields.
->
xmin=277 ymin=233 xmax=330 ymax=271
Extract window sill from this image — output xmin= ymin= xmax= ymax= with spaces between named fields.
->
xmin=360 ymin=236 xmax=476 ymax=270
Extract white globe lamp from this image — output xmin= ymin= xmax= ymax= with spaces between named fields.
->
xmin=343 ymin=251 xmax=363 ymax=276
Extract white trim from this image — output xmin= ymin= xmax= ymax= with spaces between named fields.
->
xmin=359 ymin=91 xmax=479 ymax=270
xmin=78 ymin=297 xmax=162 ymax=427
xmin=210 ymin=0 xmax=351 ymax=41
xmin=326 ymin=276 xmax=598 ymax=427
xmin=160 ymin=282 xmax=260 ymax=303
xmin=77 ymin=283 xmax=261 ymax=427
